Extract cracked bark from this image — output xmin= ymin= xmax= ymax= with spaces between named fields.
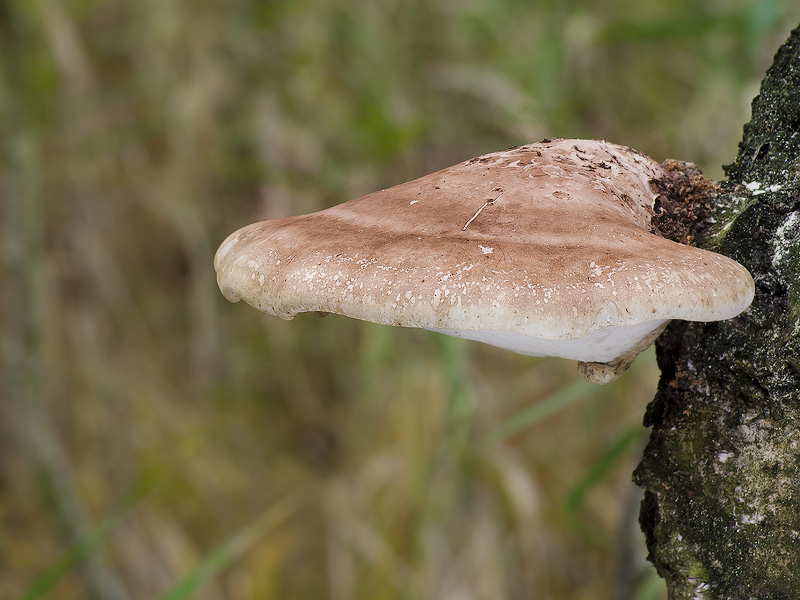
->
xmin=634 ymin=24 xmax=800 ymax=599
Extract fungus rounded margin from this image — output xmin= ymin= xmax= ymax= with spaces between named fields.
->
xmin=215 ymin=138 xmax=755 ymax=384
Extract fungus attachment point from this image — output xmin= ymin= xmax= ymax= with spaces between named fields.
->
xmin=577 ymin=322 xmax=669 ymax=384
xmin=215 ymin=139 xmax=755 ymax=384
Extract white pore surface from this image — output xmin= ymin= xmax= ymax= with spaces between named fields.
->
xmin=427 ymin=319 xmax=669 ymax=363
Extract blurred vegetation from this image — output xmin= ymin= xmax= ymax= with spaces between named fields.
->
xmin=1 ymin=1 xmax=797 ymax=599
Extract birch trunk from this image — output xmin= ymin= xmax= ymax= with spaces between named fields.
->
xmin=634 ymin=24 xmax=800 ymax=599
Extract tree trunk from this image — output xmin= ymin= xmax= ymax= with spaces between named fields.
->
xmin=634 ymin=25 xmax=800 ymax=599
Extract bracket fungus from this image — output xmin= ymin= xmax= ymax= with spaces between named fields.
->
xmin=215 ymin=138 xmax=754 ymax=384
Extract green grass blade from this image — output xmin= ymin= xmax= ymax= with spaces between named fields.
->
xmin=484 ymin=380 xmax=594 ymax=444
xmin=156 ymin=493 xmax=304 ymax=600
xmin=633 ymin=568 xmax=667 ymax=600
xmin=563 ymin=425 xmax=645 ymax=519
xmin=19 ymin=472 xmax=157 ymax=600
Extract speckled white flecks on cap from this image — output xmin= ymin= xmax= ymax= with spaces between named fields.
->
xmin=215 ymin=138 xmax=755 ymax=366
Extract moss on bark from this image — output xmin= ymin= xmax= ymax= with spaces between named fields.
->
xmin=634 ymin=25 xmax=800 ymax=599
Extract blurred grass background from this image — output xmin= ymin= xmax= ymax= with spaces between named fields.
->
xmin=1 ymin=1 xmax=797 ymax=599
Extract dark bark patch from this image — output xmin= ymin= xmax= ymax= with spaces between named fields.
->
xmin=650 ymin=160 xmax=720 ymax=246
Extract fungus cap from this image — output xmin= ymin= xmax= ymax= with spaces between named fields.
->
xmin=215 ymin=138 xmax=755 ymax=383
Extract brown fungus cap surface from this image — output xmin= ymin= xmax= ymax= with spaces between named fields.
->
xmin=215 ymin=139 xmax=755 ymax=383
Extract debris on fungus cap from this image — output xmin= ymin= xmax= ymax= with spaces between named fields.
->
xmin=215 ymin=138 xmax=755 ymax=384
